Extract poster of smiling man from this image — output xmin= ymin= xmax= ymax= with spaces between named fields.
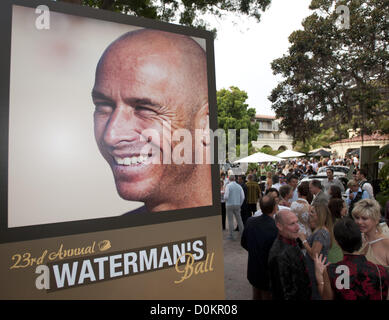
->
xmin=0 ymin=0 xmax=224 ymax=299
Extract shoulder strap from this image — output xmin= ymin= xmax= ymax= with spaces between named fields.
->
xmin=360 ymin=180 xmax=368 ymax=188
xmin=354 ymin=191 xmax=363 ymax=201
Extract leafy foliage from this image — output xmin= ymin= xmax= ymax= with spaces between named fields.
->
xmin=217 ymin=86 xmax=258 ymax=144
xmin=269 ymin=0 xmax=389 ymax=143
xmin=294 ymin=127 xmax=337 ymax=153
xmin=217 ymin=86 xmax=258 ymax=158
xmin=258 ymin=146 xmax=279 ymax=156
xmin=61 ymin=0 xmax=272 ymax=31
xmin=375 ymin=142 xmax=389 ymax=206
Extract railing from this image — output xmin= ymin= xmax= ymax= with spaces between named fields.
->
xmin=258 ymin=122 xmax=279 ymax=131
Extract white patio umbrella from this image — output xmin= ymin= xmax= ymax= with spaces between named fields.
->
xmin=233 ymin=152 xmax=283 ymax=163
xmin=277 ymin=150 xmax=305 ymax=158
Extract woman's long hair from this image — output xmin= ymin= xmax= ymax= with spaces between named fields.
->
xmin=313 ymin=203 xmax=334 ymax=247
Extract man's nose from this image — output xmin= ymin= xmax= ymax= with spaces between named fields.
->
xmin=103 ymin=104 xmax=138 ymax=147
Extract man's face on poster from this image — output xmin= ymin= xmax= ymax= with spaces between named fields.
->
xmin=91 ymin=31 xmax=209 ymax=208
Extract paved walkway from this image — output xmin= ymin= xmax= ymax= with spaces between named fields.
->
xmin=222 ymin=228 xmax=251 ymax=300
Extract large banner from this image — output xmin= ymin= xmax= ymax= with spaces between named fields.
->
xmin=0 ymin=0 xmax=224 ymax=299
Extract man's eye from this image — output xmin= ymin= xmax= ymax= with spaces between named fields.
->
xmin=94 ymin=104 xmax=113 ymax=115
xmin=135 ymin=105 xmax=156 ymax=114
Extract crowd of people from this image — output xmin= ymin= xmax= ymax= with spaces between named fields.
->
xmin=220 ymin=156 xmax=389 ymax=300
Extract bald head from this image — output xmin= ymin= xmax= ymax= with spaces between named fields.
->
xmin=275 ymin=209 xmax=299 ymax=239
xmin=95 ymin=29 xmax=208 ymax=121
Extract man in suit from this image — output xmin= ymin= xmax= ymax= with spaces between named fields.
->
xmin=241 ymin=195 xmax=278 ymax=300
xmin=310 ymin=180 xmax=329 ymax=206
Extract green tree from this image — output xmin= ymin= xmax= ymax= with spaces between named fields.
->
xmin=294 ymin=127 xmax=337 ymax=153
xmin=217 ymin=86 xmax=258 ymax=158
xmin=258 ymin=146 xmax=279 ymax=156
xmin=60 ymin=0 xmax=272 ymax=30
xmin=375 ymin=143 xmax=389 ymax=207
xmin=269 ymin=0 xmax=389 ymax=143
xmin=217 ymin=86 xmax=258 ymax=141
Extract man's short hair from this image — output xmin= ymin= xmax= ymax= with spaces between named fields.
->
xmin=287 ymin=174 xmax=298 ymax=183
xmin=272 ymin=174 xmax=279 ymax=184
xmin=358 ymin=168 xmax=367 ymax=178
xmin=333 ymin=218 xmax=362 ymax=253
xmin=229 ymin=175 xmax=235 ymax=181
xmin=326 ymin=168 xmax=334 ymax=174
xmin=310 ymin=179 xmax=322 ymax=189
xmin=297 ymin=181 xmax=310 ymax=197
xmin=260 ymin=195 xmax=276 ymax=215
xmin=265 ymin=188 xmax=280 ymax=197
xmin=247 ymin=174 xmax=253 ymax=181
xmin=279 ymin=184 xmax=292 ymax=198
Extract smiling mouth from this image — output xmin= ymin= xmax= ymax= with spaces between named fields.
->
xmin=113 ymin=155 xmax=151 ymax=166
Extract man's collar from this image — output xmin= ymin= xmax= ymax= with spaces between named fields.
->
xmin=278 ymin=234 xmax=297 ymax=247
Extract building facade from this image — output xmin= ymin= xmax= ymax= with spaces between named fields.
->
xmin=251 ymin=115 xmax=294 ymax=151
xmin=330 ymin=132 xmax=389 ymax=158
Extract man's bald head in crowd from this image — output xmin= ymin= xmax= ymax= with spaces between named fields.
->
xmin=275 ymin=209 xmax=299 ymax=239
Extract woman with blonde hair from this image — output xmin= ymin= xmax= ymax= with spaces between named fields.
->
xmin=282 ymin=163 xmax=290 ymax=176
xmin=353 ymin=199 xmax=389 ymax=268
xmin=299 ymin=203 xmax=333 ymax=299
xmin=264 ymin=171 xmax=273 ymax=191
xmin=291 ymin=181 xmax=312 ymax=237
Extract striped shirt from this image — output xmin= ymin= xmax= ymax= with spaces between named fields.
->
xmin=246 ymin=181 xmax=261 ymax=204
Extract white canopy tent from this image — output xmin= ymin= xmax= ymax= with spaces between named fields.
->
xmin=277 ymin=150 xmax=305 ymax=158
xmin=233 ymin=152 xmax=283 ymax=164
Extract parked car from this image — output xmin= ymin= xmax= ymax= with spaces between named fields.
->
xmin=299 ymin=166 xmax=350 ymax=191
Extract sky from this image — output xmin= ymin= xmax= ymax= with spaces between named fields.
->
xmin=212 ymin=0 xmax=312 ymax=116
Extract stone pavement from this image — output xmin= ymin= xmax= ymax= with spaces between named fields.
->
xmin=222 ymin=229 xmax=251 ymax=300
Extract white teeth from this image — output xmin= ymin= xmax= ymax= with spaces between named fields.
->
xmin=115 ymin=157 xmax=124 ymax=165
xmin=114 ymin=155 xmax=148 ymax=166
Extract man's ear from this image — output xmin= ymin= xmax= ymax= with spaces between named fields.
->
xmin=195 ymin=102 xmax=209 ymax=146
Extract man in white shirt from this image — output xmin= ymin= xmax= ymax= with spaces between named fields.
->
xmin=322 ymin=168 xmax=345 ymax=193
xmin=356 ymin=168 xmax=374 ymax=199
xmin=345 ymin=180 xmax=369 ymax=215
xmin=272 ymin=174 xmax=281 ymax=191
xmin=224 ymin=175 xmax=245 ymax=240
xmin=287 ymin=174 xmax=299 ymax=203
